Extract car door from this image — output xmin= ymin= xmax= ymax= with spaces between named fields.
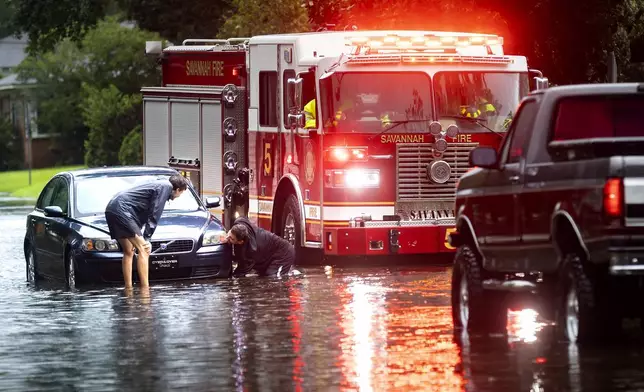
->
xmin=41 ymin=177 xmax=71 ymax=278
xmin=29 ymin=178 xmax=59 ymax=277
xmin=480 ymin=99 xmax=539 ymax=271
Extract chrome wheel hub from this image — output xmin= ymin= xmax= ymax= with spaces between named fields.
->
xmin=565 ymin=285 xmax=579 ymax=342
xmin=283 ymin=213 xmax=296 ymax=245
xmin=459 ymin=273 xmax=469 ymax=328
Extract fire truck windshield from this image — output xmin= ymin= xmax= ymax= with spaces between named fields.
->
xmin=433 ymin=71 xmax=530 ymax=134
xmin=319 ymin=72 xmax=433 ymax=133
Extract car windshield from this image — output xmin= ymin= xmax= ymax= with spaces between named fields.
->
xmin=433 ymin=71 xmax=530 ymax=134
xmin=74 ymin=175 xmax=201 ymax=217
xmin=319 ymin=72 xmax=433 ymax=133
xmin=553 ymin=95 xmax=644 ymax=140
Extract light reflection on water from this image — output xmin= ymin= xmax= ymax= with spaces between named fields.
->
xmin=3 ymin=212 xmax=644 ymax=390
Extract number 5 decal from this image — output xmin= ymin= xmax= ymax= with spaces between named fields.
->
xmin=444 ymin=228 xmax=457 ymax=250
xmin=263 ymin=141 xmax=272 ymax=176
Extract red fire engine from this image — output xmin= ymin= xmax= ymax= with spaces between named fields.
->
xmin=141 ymin=30 xmax=548 ymax=260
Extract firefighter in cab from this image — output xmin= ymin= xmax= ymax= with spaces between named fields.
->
xmin=306 ymin=93 xmax=391 ymax=130
xmin=459 ymin=88 xmax=497 ymax=119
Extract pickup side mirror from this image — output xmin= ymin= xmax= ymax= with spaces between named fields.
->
xmin=469 ymin=147 xmax=498 ymax=169
xmin=205 ymin=196 xmax=221 ymax=209
xmin=44 ymin=205 xmax=65 ymax=217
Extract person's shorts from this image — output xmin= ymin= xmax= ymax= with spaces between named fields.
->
xmin=105 ymin=211 xmax=142 ymax=240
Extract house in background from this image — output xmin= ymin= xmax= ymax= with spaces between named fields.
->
xmin=0 ymin=35 xmax=57 ymax=169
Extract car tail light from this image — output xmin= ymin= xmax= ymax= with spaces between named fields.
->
xmin=603 ymin=178 xmax=623 ymax=218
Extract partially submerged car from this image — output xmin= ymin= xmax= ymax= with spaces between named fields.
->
xmin=449 ymin=83 xmax=644 ymax=344
xmin=24 ymin=166 xmax=232 ymax=289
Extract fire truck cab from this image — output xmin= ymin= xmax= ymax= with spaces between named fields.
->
xmin=142 ymin=31 xmax=547 ymax=261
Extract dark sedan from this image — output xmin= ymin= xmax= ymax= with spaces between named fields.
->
xmin=23 ymin=166 xmax=232 ymax=289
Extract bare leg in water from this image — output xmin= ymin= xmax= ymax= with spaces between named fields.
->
xmin=118 ymin=239 xmax=135 ymax=289
xmin=128 ymin=235 xmax=151 ymax=288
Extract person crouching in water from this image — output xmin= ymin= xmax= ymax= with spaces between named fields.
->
xmin=104 ymin=174 xmax=189 ymax=288
xmin=226 ymin=217 xmax=295 ymax=277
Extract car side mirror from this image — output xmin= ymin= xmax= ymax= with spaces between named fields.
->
xmin=469 ymin=146 xmax=498 ymax=169
xmin=205 ymin=196 xmax=221 ymax=209
xmin=44 ymin=205 xmax=65 ymax=217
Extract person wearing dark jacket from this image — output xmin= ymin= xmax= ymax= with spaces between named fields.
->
xmin=226 ymin=217 xmax=295 ymax=277
xmin=104 ymin=174 xmax=189 ymax=288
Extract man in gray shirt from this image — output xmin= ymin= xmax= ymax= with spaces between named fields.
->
xmin=105 ymin=174 xmax=189 ymax=288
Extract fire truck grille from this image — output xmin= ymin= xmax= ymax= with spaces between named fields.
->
xmin=396 ymin=142 xmax=479 ymax=201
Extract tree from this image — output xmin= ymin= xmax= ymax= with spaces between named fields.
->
xmin=9 ymin=0 xmax=114 ymax=53
xmin=119 ymin=125 xmax=142 ymax=165
xmin=16 ymin=17 xmax=162 ymax=166
xmin=218 ymin=0 xmax=310 ymax=37
xmin=82 ymin=84 xmax=141 ymax=167
xmin=0 ymin=0 xmax=15 ymax=39
xmin=0 ymin=117 xmax=23 ymax=171
xmin=119 ymin=0 xmax=234 ymax=44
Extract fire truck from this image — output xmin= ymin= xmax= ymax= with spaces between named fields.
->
xmin=141 ymin=30 xmax=548 ymax=261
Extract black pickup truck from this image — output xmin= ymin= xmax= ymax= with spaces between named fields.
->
xmin=448 ymin=83 xmax=644 ymax=344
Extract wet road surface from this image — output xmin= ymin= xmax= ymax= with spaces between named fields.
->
xmin=3 ymin=205 xmax=644 ymax=391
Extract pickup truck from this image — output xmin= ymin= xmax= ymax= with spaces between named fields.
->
xmin=448 ymin=83 xmax=644 ymax=344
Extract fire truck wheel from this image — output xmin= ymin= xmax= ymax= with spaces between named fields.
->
xmin=281 ymin=194 xmax=302 ymax=261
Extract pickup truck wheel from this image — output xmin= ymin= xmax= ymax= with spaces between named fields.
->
xmin=451 ymin=245 xmax=507 ymax=334
xmin=557 ymin=254 xmax=618 ymax=344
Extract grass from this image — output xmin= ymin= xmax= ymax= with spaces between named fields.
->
xmin=0 ymin=166 xmax=85 ymax=199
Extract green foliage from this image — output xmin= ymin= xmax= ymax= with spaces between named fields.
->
xmin=218 ymin=0 xmax=310 ymax=37
xmin=119 ymin=124 xmax=142 ymax=165
xmin=16 ymin=17 xmax=161 ymax=166
xmin=119 ymin=0 xmax=234 ymax=44
xmin=0 ymin=117 xmax=23 ymax=171
xmin=82 ymin=84 xmax=141 ymax=167
xmin=0 ymin=0 xmax=15 ymax=39
xmin=9 ymin=0 xmax=112 ymax=54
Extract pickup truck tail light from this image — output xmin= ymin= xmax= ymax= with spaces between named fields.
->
xmin=603 ymin=178 xmax=623 ymax=218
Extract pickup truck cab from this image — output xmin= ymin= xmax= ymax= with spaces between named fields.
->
xmin=449 ymin=83 xmax=644 ymax=344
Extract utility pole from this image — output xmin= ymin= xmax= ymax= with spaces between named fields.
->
xmin=607 ymin=51 xmax=617 ymax=83
xmin=24 ymin=99 xmax=32 ymax=186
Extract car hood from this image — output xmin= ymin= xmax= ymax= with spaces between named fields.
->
xmin=75 ymin=210 xmax=218 ymax=240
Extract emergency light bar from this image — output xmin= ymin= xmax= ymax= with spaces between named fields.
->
xmin=345 ymin=53 xmax=514 ymax=65
xmin=345 ymin=33 xmax=503 ymax=55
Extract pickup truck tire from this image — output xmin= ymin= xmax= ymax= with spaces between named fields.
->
xmin=557 ymin=253 xmax=618 ymax=343
xmin=451 ymin=245 xmax=507 ymax=334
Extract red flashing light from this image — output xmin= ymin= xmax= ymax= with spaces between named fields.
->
xmin=326 ymin=147 xmax=368 ymax=162
xmin=603 ymin=178 xmax=623 ymax=217
xmin=232 ymin=68 xmax=239 ymax=76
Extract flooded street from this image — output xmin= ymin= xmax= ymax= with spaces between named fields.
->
xmin=3 ymin=207 xmax=644 ymax=391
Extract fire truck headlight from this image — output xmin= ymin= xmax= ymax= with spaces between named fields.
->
xmin=345 ymin=169 xmax=380 ymax=188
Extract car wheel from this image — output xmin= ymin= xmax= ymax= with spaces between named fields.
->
xmin=557 ymin=253 xmax=617 ymax=344
xmin=281 ymin=194 xmax=302 ymax=263
xmin=66 ymin=253 xmax=77 ymax=290
xmin=451 ymin=244 xmax=507 ymax=334
xmin=26 ymin=248 xmax=38 ymax=284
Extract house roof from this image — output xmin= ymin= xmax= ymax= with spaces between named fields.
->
xmin=0 ymin=73 xmax=37 ymax=92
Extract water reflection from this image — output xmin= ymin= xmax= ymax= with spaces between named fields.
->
xmin=5 ymin=207 xmax=644 ymax=392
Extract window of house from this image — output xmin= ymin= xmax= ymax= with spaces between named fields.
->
xmin=259 ymin=71 xmax=278 ymax=127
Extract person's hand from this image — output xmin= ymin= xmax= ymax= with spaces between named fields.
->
xmin=142 ymin=241 xmax=152 ymax=255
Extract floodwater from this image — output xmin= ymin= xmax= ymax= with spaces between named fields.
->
xmin=2 ymin=204 xmax=644 ymax=391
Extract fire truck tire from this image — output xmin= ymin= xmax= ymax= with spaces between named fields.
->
xmin=281 ymin=194 xmax=302 ymax=263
